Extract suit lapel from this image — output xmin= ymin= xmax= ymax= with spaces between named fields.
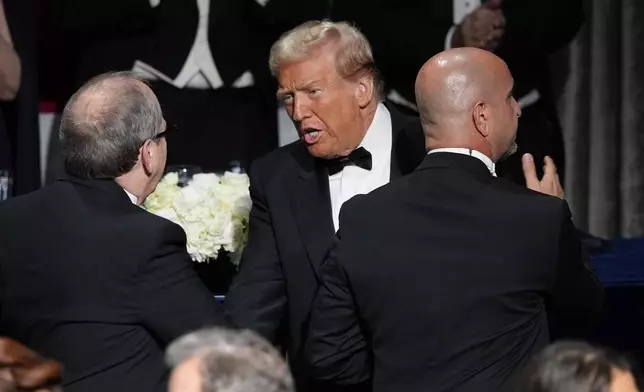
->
xmin=286 ymin=145 xmax=335 ymax=280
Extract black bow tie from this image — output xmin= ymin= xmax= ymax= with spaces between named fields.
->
xmin=324 ymin=147 xmax=373 ymax=175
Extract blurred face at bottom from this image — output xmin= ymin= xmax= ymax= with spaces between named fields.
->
xmin=169 ymin=356 xmax=202 ymax=392
xmin=610 ymin=368 xmax=638 ymax=392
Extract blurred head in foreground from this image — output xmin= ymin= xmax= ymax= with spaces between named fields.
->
xmin=517 ymin=341 xmax=640 ymax=392
xmin=166 ymin=327 xmax=294 ymax=392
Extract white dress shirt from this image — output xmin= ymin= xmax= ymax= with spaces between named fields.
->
xmin=428 ymin=147 xmax=496 ymax=176
xmin=132 ymin=0 xmax=255 ymax=89
xmin=389 ymin=0 xmax=540 ymax=110
xmin=123 ymin=188 xmax=138 ymax=204
xmin=329 ymin=103 xmax=392 ymax=231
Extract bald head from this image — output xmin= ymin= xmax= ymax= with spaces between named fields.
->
xmin=68 ymin=75 xmax=155 ymax=132
xmin=59 ymin=71 xmax=165 ymax=179
xmin=415 ymin=48 xmax=520 ymax=161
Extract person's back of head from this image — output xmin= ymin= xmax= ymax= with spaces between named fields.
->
xmin=166 ymin=327 xmax=294 ymax=392
xmin=414 ymin=47 xmax=522 ymax=162
xmin=59 ymin=71 xmax=168 ymax=203
xmin=518 ymin=341 xmax=640 ymax=392
xmin=0 ymin=337 xmax=62 ymax=392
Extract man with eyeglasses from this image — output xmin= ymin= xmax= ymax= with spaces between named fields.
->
xmin=0 ymin=71 xmax=226 ymax=392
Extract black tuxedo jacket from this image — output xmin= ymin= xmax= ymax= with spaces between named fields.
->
xmin=305 ymin=152 xmax=603 ymax=392
xmin=1 ymin=0 xmax=40 ymax=194
xmin=0 ymin=176 xmax=226 ymax=392
xmin=53 ymin=0 xmax=331 ymax=90
xmin=54 ymin=0 xmax=264 ymax=87
xmin=225 ymin=104 xmax=426 ymax=390
xmin=333 ymin=0 xmax=584 ymax=105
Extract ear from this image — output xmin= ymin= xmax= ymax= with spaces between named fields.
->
xmin=355 ymin=77 xmax=374 ymax=108
xmin=140 ymin=140 xmax=154 ymax=176
xmin=472 ymin=101 xmax=491 ymax=137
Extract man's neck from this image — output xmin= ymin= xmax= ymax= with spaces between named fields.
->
xmin=342 ymin=102 xmax=380 ymax=156
xmin=427 ymin=139 xmax=494 ymax=162
xmin=114 ymin=175 xmax=144 ymax=205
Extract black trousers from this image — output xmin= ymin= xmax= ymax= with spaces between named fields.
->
xmin=151 ymin=82 xmax=278 ymax=173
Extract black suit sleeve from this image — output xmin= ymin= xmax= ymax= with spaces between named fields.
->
xmin=225 ymin=164 xmax=287 ymax=343
xmin=548 ymin=201 xmax=603 ymax=338
xmin=306 ymin=229 xmax=371 ymax=385
xmin=138 ymin=222 xmax=226 ymax=343
xmin=337 ymin=0 xmax=583 ymax=89
xmin=2 ymin=0 xmax=40 ymax=195
xmin=499 ymin=0 xmax=585 ymax=58
xmin=53 ymin=0 xmax=154 ymax=34
xmin=336 ymin=1 xmax=452 ymax=93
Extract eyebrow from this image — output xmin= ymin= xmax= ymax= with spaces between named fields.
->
xmin=276 ymin=80 xmax=321 ymax=98
xmin=507 ymin=81 xmax=515 ymax=98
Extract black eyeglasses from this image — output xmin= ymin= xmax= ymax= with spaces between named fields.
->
xmin=153 ymin=130 xmax=168 ymax=140
xmin=152 ymin=123 xmax=177 ymax=141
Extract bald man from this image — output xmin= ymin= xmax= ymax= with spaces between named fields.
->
xmin=304 ymin=48 xmax=602 ymax=392
xmin=0 ymin=72 xmax=225 ymax=392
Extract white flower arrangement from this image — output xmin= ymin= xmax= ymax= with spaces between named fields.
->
xmin=143 ymin=171 xmax=252 ymax=265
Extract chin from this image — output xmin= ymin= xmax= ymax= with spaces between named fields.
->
xmin=306 ymin=143 xmax=332 ymax=159
xmin=498 ymin=142 xmax=519 ymax=162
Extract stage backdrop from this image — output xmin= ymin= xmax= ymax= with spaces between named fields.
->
xmin=557 ymin=0 xmax=644 ymax=238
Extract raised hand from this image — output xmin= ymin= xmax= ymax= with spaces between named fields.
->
xmin=522 ymin=153 xmax=565 ymax=199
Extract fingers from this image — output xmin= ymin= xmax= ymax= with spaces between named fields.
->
xmin=543 ymin=156 xmax=557 ymax=179
xmin=522 ymin=153 xmax=539 ymax=188
xmin=484 ymin=0 xmax=503 ymax=9
xmin=484 ymin=28 xmax=505 ymax=49
xmin=555 ymin=174 xmax=565 ymax=199
xmin=487 ymin=29 xmax=504 ymax=41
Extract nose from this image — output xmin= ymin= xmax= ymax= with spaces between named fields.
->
xmin=290 ymin=96 xmax=311 ymax=123
xmin=513 ymin=98 xmax=522 ymax=118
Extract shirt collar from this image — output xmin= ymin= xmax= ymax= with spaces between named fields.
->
xmin=359 ymin=102 xmax=392 ymax=161
xmin=123 ymin=188 xmax=138 ymax=204
xmin=328 ymin=102 xmax=392 ymax=178
xmin=427 ymin=148 xmax=496 ymax=176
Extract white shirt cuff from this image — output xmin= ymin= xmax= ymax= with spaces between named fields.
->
xmin=445 ymin=25 xmax=457 ymax=50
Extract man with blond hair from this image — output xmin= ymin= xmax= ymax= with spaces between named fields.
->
xmin=225 ymin=20 xmax=426 ymax=390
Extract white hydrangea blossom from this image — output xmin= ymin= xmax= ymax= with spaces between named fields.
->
xmin=143 ymin=171 xmax=251 ymax=265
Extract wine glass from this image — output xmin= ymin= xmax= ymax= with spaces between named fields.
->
xmin=0 ymin=170 xmax=12 ymax=201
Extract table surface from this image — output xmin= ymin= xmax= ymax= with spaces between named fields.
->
xmin=589 ymin=238 xmax=644 ymax=287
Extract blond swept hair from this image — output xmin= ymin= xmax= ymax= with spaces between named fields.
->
xmin=269 ymin=20 xmax=383 ymax=98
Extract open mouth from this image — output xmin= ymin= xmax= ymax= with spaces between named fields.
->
xmin=301 ymin=128 xmax=322 ymax=145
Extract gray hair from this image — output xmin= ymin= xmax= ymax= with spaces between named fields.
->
xmin=269 ymin=20 xmax=383 ymax=98
xmin=166 ymin=328 xmax=294 ymax=392
xmin=59 ymin=71 xmax=164 ymax=179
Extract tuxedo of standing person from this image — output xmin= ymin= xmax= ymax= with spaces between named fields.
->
xmin=0 ymin=0 xmax=40 ymax=197
xmin=305 ymin=48 xmax=602 ymax=392
xmin=225 ymin=21 xmax=426 ymax=392
xmin=333 ymin=0 xmax=584 ymax=185
xmin=53 ymin=0 xmax=287 ymax=173
xmin=0 ymin=73 xmax=226 ymax=392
